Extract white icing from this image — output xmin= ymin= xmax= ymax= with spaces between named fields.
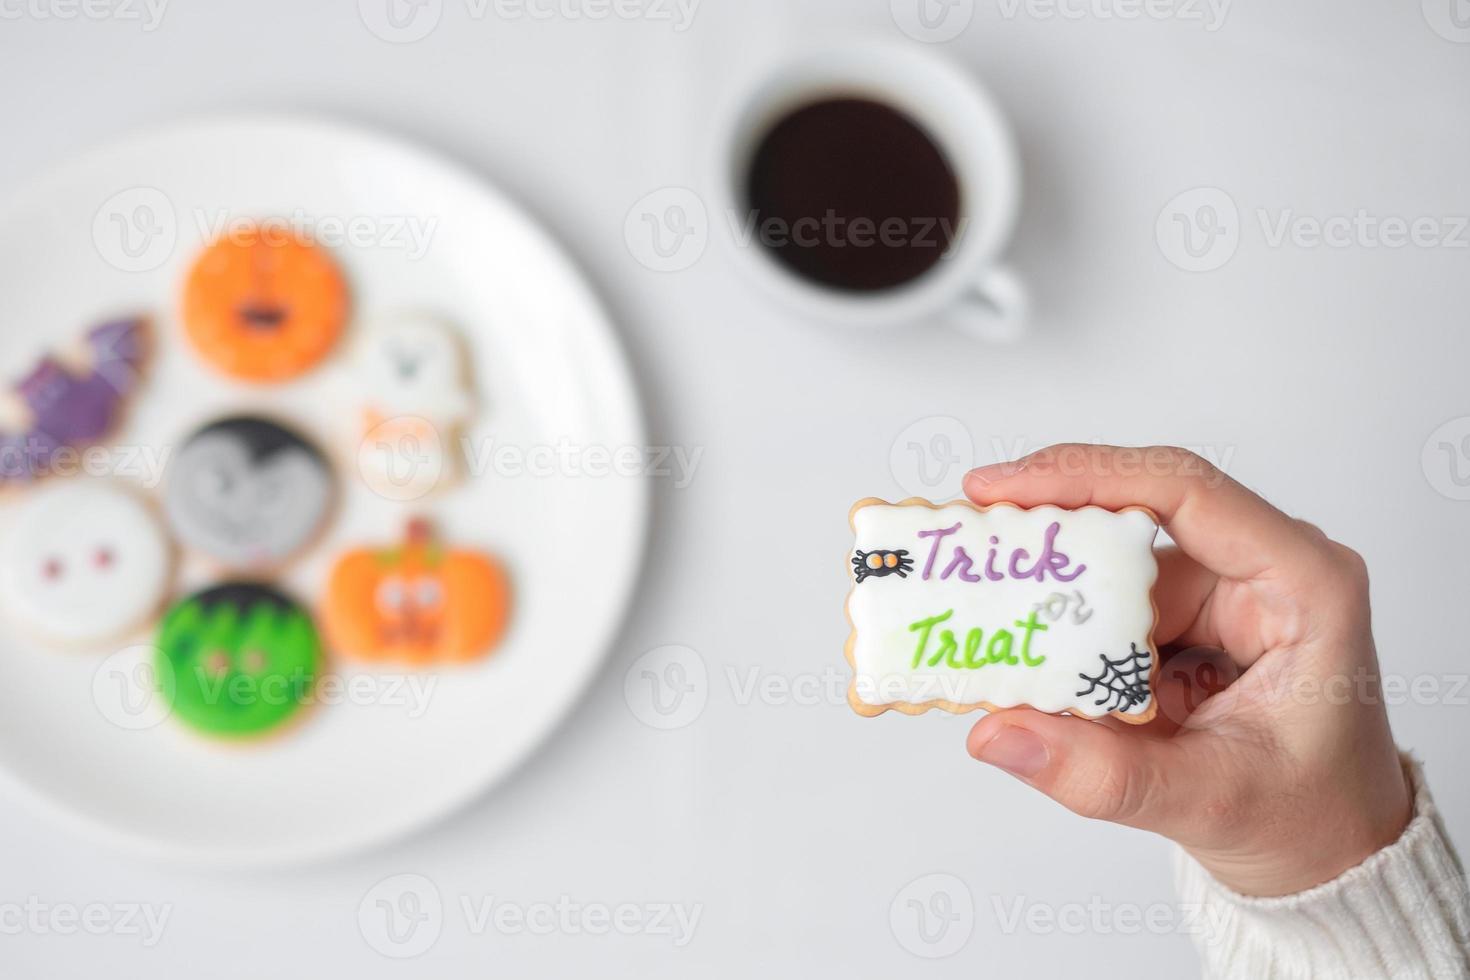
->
xmin=0 ymin=482 xmax=171 ymax=644
xmin=354 ymin=315 xmax=474 ymax=496
xmin=356 ymin=315 xmax=473 ymax=425
xmin=847 ymin=502 xmax=1158 ymax=718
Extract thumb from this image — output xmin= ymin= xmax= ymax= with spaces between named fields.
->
xmin=967 ymin=708 xmax=1198 ymax=835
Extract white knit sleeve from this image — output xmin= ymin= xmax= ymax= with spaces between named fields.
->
xmin=1173 ymin=754 xmax=1470 ymax=979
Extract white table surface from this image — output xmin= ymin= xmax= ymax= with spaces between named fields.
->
xmin=2 ymin=1 xmax=1468 ymax=976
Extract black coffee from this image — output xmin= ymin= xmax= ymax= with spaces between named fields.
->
xmin=743 ymin=97 xmax=962 ymax=292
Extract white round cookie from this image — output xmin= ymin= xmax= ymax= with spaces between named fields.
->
xmin=0 ymin=482 xmax=171 ymax=646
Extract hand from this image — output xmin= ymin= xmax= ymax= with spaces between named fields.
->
xmin=962 ymin=444 xmax=1411 ymax=897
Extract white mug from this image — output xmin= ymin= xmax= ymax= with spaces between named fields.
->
xmin=713 ymin=41 xmax=1027 ymax=342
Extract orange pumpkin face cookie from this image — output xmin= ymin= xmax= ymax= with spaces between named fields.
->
xmin=323 ymin=518 xmax=511 ymax=665
xmin=181 ymin=223 xmax=347 ymax=383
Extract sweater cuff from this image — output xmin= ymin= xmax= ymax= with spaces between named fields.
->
xmin=1172 ymin=753 xmax=1469 ymax=980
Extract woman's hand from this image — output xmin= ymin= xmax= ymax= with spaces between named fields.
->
xmin=963 ymin=444 xmax=1411 ymax=897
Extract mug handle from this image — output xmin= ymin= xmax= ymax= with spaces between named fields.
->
xmin=938 ymin=265 xmax=1029 ymax=343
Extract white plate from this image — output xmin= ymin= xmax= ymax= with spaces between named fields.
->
xmin=0 ymin=117 xmax=646 ymax=865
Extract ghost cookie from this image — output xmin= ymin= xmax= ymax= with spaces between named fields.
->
xmin=181 ymin=223 xmax=347 ymax=383
xmin=354 ymin=314 xmax=474 ymax=499
xmin=845 ymin=498 xmax=1160 ymax=723
xmin=165 ymin=416 xmax=335 ymax=570
xmin=155 ymin=582 xmax=321 ymax=738
xmin=0 ymin=482 xmax=171 ymax=645
xmin=323 ymin=518 xmax=511 ymax=665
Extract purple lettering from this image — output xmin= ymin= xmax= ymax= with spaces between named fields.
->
xmin=915 ymin=521 xmax=1088 ymax=586
xmin=984 ymin=536 xmax=1005 ymax=580
xmin=1036 ymin=521 xmax=1086 ymax=582
xmin=941 ymin=546 xmax=983 ymax=583
xmin=1008 ymin=547 xmax=1038 ymax=580
xmin=916 ymin=522 xmax=962 ymax=580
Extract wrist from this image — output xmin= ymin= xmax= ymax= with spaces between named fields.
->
xmin=1185 ymin=759 xmax=1414 ymax=897
xmin=1174 ymin=754 xmax=1470 ymax=978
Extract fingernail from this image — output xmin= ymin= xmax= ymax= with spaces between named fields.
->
xmin=965 ymin=459 xmax=1026 ymax=487
xmin=975 ymin=726 xmax=1049 ymax=778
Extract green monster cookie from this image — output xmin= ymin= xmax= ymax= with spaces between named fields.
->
xmin=155 ymin=583 xmax=321 ymax=737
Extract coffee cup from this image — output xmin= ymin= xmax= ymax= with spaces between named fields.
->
xmin=713 ymin=40 xmax=1027 ymax=342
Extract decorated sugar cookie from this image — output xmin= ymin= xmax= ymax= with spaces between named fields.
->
xmin=155 ymin=583 xmax=320 ymax=738
xmin=181 ymin=224 xmax=347 ymax=383
xmin=1 ymin=317 xmax=148 ymax=485
xmin=353 ymin=315 xmax=474 ymax=499
xmin=323 ymin=518 xmax=510 ymax=665
xmin=165 ymin=416 xmax=335 ymax=570
xmin=0 ymin=482 xmax=170 ymax=645
xmin=845 ymin=498 xmax=1160 ymax=723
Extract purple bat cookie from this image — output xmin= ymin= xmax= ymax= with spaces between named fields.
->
xmin=86 ymin=317 xmax=148 ymax=395
xmin=2 ymin=317 xmax=148 ymax=484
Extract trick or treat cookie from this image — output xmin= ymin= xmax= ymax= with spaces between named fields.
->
xmin=845 ymin=498 xmax=1160 ymax=722
xmin=354 ymin=314 xmax=474 ymax=499
xmin=0 ymin=482 xmax=171 ymax=646
xmin=165 ymin=416 xmax=335 ymax=570
xmin=180 ymin=223 xmax=347 ymax=383
xmin=323 ymin=518 xmax=510 ymax=665
xmin=1 ymin=317 xmax=149 ymax=486
xmin=155 ymin=582 xmax=321 ymax=738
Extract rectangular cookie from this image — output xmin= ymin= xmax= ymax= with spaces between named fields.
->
xmin=845 ymin=498 xmax=1160 ymax=723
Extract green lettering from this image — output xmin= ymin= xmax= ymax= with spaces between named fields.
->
xmin=910 ymin=609 xmax=1050 ymax=671
xmin=986 ymin=629 xmax=1016 ymax=665
xmin=963 ymin=628 xmax=985 ymax=668
xmin=908 ymin=609 xmax=954 ymax=669
xmin=933 ymin=629 xmax=959 ymax=667
xmin=1015 ymin=610 xmax=1048 ymax=666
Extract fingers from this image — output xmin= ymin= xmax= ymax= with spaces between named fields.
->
xmin=1153 ymin=546 xmax=1220 ymax=648
xmin=1096 ymin=645 xmax=1239 ymax=739
xmin=963 ymin=445 xmax=1317 ymax=582
xmin=968 ymin=708 xmax=1218 ymax=839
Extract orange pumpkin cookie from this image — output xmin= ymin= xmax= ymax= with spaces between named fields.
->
xmin=181 ymin=223 xmax=347 ymax=383
xmin=323 ymin=518 xmax=511 ymax=665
